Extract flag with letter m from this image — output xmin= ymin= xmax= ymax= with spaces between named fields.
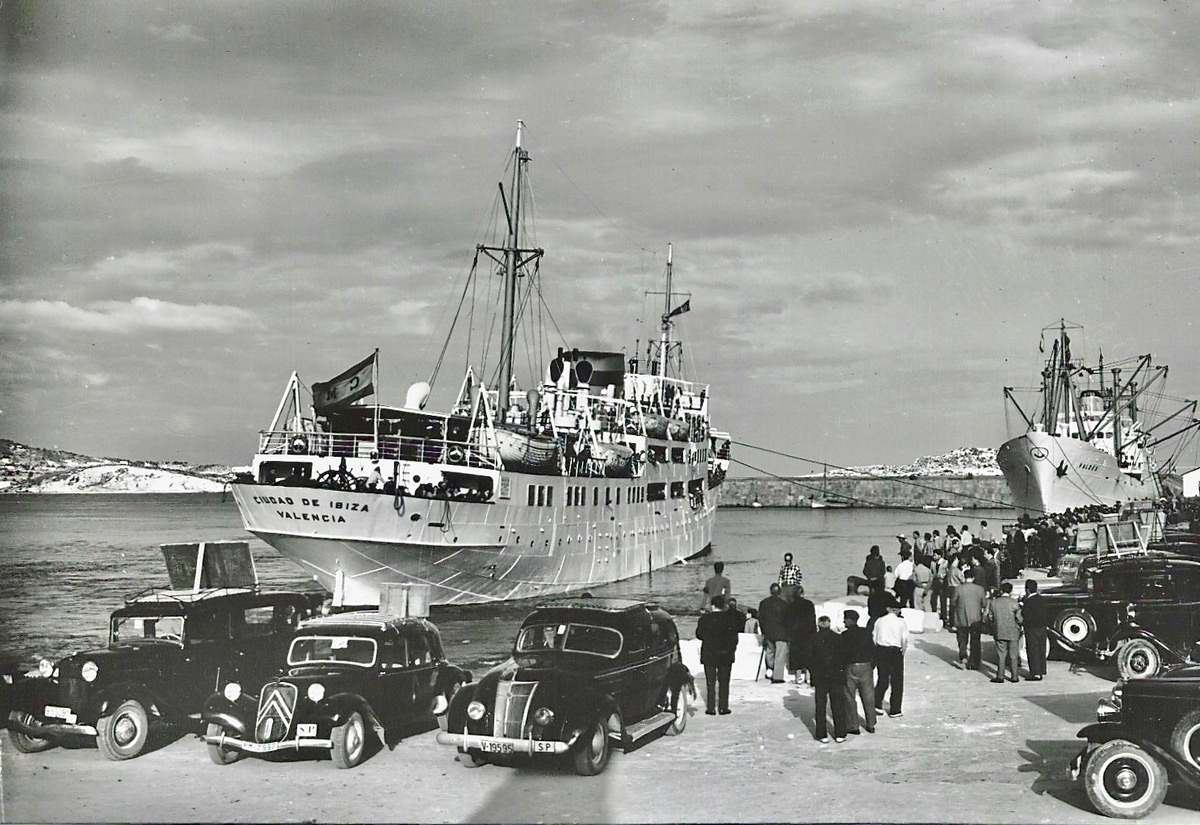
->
xmin=312 ymin=352 xmax=376 ymax=414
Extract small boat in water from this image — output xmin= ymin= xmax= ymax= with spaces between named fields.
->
xmin=997 ymin=320 xmax=1199 ymax=515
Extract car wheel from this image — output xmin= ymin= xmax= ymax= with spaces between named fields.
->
xmin=571 ymin=717 xmax=611 ymax=776
xmin=458 ymin=747 xmax=487 ymax=768
xmin=1117 ymin=639 xmax=1162 ymax=681
xmin=205 ymin=722 xmax=242 ymax=766
xmin=331 ymin=711 xmax=366 ymax=769
xmin=1083 ymin=739 xmax=1168 ymax=819
xmin=1054 ymin=608 xmax=1097 ymax=650
xmin=665 ymin=688 xmax=688 ymax=736
xmin=7 ymin=713 xmax=55 ymax=753
xmin=1170 ymin=710 xmax=1200 ymax=772
xmin=96 ymin=699 xmax=149 ymax=761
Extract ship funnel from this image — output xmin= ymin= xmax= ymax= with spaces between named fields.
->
xmin=405 ymin=381 xmax=431 ymax=410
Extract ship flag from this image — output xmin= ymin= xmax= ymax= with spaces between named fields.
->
xmin=312 ymin=351 xmax=377 ymax=413
xmin=668 ymin=299 xmax=690 ymax=318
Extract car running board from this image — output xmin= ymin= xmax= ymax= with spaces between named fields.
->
xmin=617 ymin=711 xmax=676 ymax=745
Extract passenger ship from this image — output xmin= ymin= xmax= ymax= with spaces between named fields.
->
xmin=997 ymin=320 xmax=1198 ymax=515
xmin=231 ymin=123 xmax=729 ymax=606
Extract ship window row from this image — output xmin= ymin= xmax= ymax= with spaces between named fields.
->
xmin=534 ymin=484 xmax=653 ymax=507
xmin=527 ymin=484 xmax=555 ymax=506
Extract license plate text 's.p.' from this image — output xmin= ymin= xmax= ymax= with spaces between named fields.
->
xmin=481 ymin=741 xmax=514 ymax=754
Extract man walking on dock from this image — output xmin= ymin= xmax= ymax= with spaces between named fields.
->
xmin=757 ymin=583 xmax=790 ymax=683
xmin=872 ymin=596 xmax=908 ymax=718
xmin=696 ymin=595 xmax=740 ymax=715
xmin=1021 ymin=579 xmax=1048 ymax=681
xmin=840 ymin=609 xmax=876 ymax=735
xmin=952 ymin=568 xmax=986 ymax=670
xmin=809 ymin=615 xmax=848 ymax=742
xmin=989 ymin=581 xmax=1022 ymax=683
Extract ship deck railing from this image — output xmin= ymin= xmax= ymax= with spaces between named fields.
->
xmin=258 ymin=430 xmax=500 ymax=470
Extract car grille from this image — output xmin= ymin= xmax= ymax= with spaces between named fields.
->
xmin=493 ymin=680 xmax=538 ymax=739
xmin=256 ymin=682 xmax=297 ymax=743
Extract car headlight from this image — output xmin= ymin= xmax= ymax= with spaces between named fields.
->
xmin=1111 ymin=684 xmax=1123 ymax=706
xmin=223 ymin=682 xmax=242 ymax=702
xmin=532 ymin=707 xmax=555 ymax=726
xmin=467 ymin=700 xmax=486 ymax=720
xmin=37 ymin=658 xmax=53 ymax=678
xmin=81 ymin=661 xmax=98 ymax=682
xmin=307 ymin=683 xmax=326 ymax=702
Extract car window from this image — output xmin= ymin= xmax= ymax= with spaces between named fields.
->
xmin=516 ymin=624 xmax=561 ymax=652
xmin=112 ymin=615 xmax=185 ymax=645
xmin=234 ymin=606 xmax=280 ymax=639
xmin=288 ymin=635 xmax=378 ymax=667
xmin=186 ymin=608 xmax=228 ymax=642
xmin=562 ymin=624 xmax=622 ymax=657
xmin=380 ymin=638 xmax=408 ymax=669
xmin=408 ymin=631 xmax=430 ymax=666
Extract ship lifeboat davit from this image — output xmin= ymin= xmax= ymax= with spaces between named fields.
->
xmin=495 ymin=427 xmax=561 ymax=473
xmin=593 ymin=443 xmax=635 ymax=478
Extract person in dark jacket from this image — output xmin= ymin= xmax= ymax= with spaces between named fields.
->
xmin=863 ymin=544 xmax=887 ymax=583
xmin=788 ymin=585 xmax=818 ymax=685
xmin=866 ymin=579 xmax=890 ymax=633
xmin=839 ymin=609 xmax=876 ymax=735
xmin=696 ymin=594 xmax=740 ymax=714
xmin=1021 ymin=579 xmax=1048 ymax=681
xmin=808 ymin=615 xmax=847 ymax=742
xmin=757 ymin=583 xmax=790 ymax=683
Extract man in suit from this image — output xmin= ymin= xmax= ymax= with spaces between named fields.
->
xmin=696 ymin=594 xmax=740 ymax=715
xmin=808 ymin=615 xmax=848 ymax=742
xmin=757 ymin=583 xmax=790 ymax=683
xmin=788 ymin=585 xmax=818 ymax=685
xmin=839 ymin=609 xmax=876 ymax=735
xmin=1021 ymin=579 xmax=1048 ymax=681
xmin=989 ymin=581 xmax=1023 ymax=683
xmin=951 ymin=567 xmax=986 ymax=670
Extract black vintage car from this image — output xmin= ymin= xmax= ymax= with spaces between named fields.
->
xmin=4 ymin=588 xmax=324 ymax=760
xmin=1034 ymin=553 xmax=1200 ymax=679
xmin=436 ymin=598 xmax=692 ymax=776
xmin=1071 ymin=663 xmax=1200 ymax=818
xmin=201 ymin=611 xmax=470 ymax=769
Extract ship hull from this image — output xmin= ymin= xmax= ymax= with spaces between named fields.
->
xmin=232 ymin=475 xmax=719 ymax=605
xmin=996 ymin=431 xmax=1159 ymax=515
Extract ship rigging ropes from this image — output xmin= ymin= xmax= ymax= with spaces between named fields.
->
xmin=730 ymin=440 xmax=1016 ymax=516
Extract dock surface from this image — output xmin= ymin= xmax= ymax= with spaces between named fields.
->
xmin=3 ymin=629 xmax=1198 ymax=823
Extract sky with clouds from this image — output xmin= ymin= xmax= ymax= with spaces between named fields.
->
xmin=2 ymin=1 xmax=1198 ymax=475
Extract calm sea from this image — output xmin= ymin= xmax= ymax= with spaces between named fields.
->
xmin=0 ymin=494 xmax=1013 ymax=670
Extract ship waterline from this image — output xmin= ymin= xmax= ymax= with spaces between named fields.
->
xmin=232 ymin=472 xmax=718 ymax=606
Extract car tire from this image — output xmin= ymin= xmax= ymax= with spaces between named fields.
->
xmin=1083 ymin=738 xmax=1168 ymax=819
xmin=7 ymin=713 xmax=55 ymax=753
xmin=665 ymin=688 xmax=688 ymax=736
xmin=205 ymin=722 xmax=242 ymax=766
xmin=1054 ymin=608 xmax=1098 ymax=650
xmin=331 ymin=711 xmax=366 ymax=769
xmin=1170 ymin=710 xmax=1200 ymax=772
xmin=571 ymin=717 xmax=611 ymax=776
xmin=458 ymin=747 xmax=487 ymax=768
xmin=1117 ymin=639 xmax=1163 ymax=681
xmin=96 ymin=699 xmax=149 ymax=761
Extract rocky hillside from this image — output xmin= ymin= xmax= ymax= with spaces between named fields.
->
xmin=825 ymin=446 xmax=1001 ymax=478
xmin=0 ymin=439 xmax=235 ymax=494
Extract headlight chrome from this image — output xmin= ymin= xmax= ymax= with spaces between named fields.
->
xmin=467 ymin=700 xmax=486 ymax=720
xmin=307 ymin=683 xmax=326 ymax=702
xmin=81 ymin=661 xmax=99 ymax=682
xmin=223 ymin=682 xmax=242 ymax=702
xmin=37 ymin=658 xmax=53 ymax=678
xmin=532 ymin=706 xmax=554 ymax=727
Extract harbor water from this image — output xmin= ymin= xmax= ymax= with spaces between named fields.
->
xmin=0 ymin=494 xmax=1013 ymax=670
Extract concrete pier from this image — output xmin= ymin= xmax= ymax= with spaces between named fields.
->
xmin=2 ymin=629 xmax=1196 ymax=823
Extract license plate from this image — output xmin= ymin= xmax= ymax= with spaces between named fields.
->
xmin=532 ymin=740 xmax=556 ymax=753
xmin=297 ymin=723 xmax=317 ymax=737
xmin=481 ymin=740 xmax=514 ymax=754
xmin=44 ymin=705 xmax=77 ymax=724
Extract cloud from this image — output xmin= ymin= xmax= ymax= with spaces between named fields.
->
xmin=0 ymin=297 xmax=261 ymax=334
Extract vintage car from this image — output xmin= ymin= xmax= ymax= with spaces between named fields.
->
xmin=1035 ymin=552 xmax=1200 ymax=679
xmin=1071 ymin=663 xmax=1200 ymax=818
xmin=436 ymin=597 xmax=692 ymax=776
xmin=201 ymin=611 xmax=470 ymax=769
xmin=4 ymin=588 xmax=323 ymax=760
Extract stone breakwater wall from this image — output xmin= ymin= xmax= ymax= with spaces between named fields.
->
xmin=722 ymin=475 xmax=1013 ymax=509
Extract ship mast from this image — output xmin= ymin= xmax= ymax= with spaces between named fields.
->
xmin=658 ymin=243 xmax=674 ymax=379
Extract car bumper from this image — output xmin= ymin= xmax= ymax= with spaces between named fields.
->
xmin=8 ymin=713 xmax=97 ymax=739
xmin=436 ymin=730 xmax=568 ymax=755
xmin=203 ymin=729 xmax=333 ymax=754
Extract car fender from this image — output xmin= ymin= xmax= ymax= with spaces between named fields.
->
xmin=562 ymin=690 xmax=623 ymax=748
xmin=1105 ymin=626 xmax=1185 ymax=663
xmin=320 ymin=693 xmax=386 ymax=746
xmin=435 ymin=665 xmax=472 ymax=702
xmin=1077 ymin=723 xmax=1197 ymax=785
xmin=95 ymin=682 xmax=163 ymax=720
xmin=201 ymin=694 xmax=254 ymax=738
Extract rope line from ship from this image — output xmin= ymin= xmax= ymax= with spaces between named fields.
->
xmin=729 ymin=439 xmax=1020 ymax=515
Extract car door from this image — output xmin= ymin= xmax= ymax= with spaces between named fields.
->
xmin=374 ymin=632 xmax=412 ymax=730
xmin=230 ymin=599 xmax=295 ymax=688
xmin=402 ymin=626 xmax=439 ymax=720
xmin=620 ymin=618 xmax=653 ymax=720
xmin=178 ymin=605 xmax=232 ymax=710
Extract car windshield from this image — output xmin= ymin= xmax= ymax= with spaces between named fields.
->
xmin=515 ymin=622 xmax=622 ymax=657
xmin=111 ymin=615 xmax=185 ymax=646
xmin=288 ymin=635 xmax=377 ymax=667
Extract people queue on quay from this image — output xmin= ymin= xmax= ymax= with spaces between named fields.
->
xmin=694 ymin=509 xmax=1117 ymax=743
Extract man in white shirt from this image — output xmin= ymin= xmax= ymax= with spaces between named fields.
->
xmin=893 ymin=549 xmax=915 ymax=608
xmin=872 ymin=596 xmax=909 ymax=718
xmin=960 ymin=524 xmax=974 ymax=548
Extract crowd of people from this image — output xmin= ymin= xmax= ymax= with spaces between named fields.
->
xmin=694 ymin=512 xmax=1095 ymax=742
